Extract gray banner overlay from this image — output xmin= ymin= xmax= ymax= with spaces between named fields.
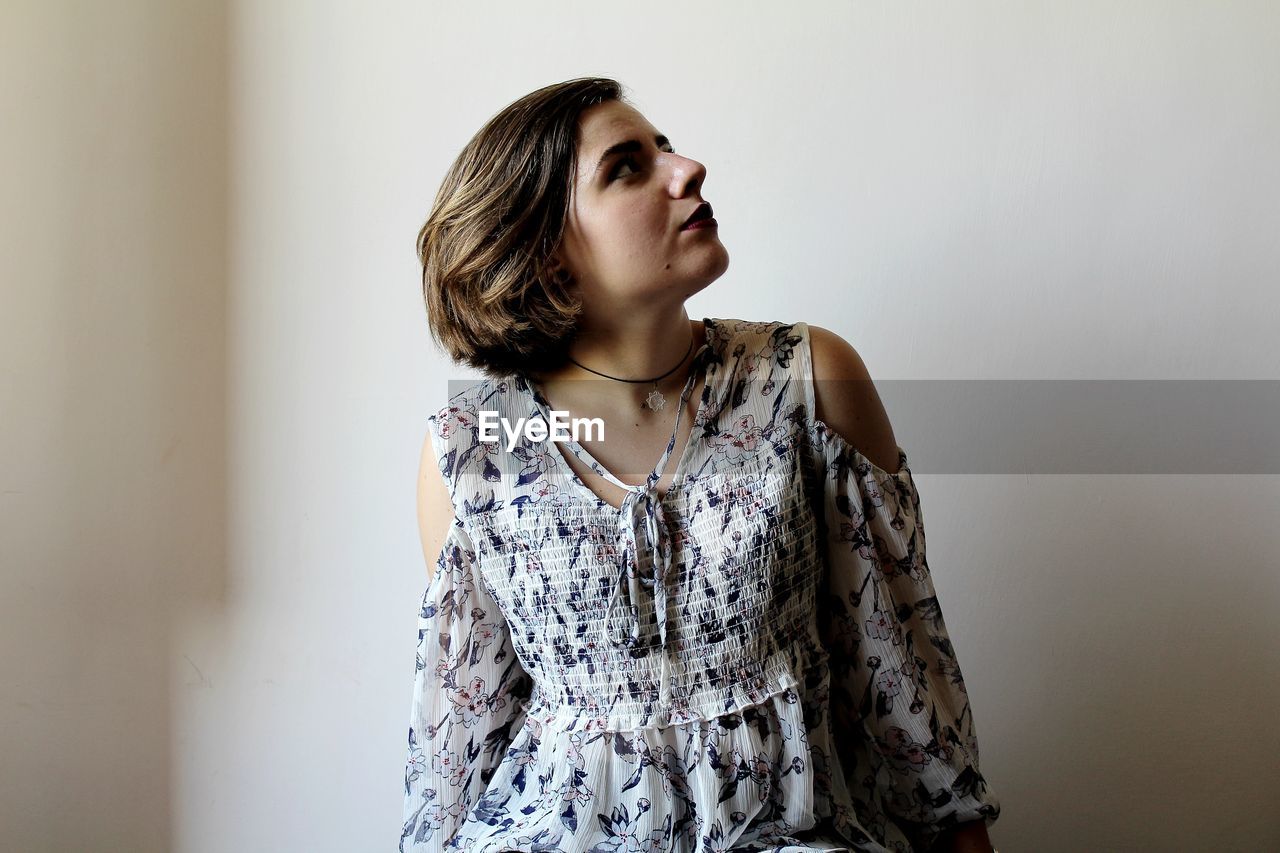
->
xmin=442 ymin=379 xmax=1280 ymax=475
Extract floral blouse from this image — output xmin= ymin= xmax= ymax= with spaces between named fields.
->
xmin=401 ymin=318 xmax=1000 ymax=852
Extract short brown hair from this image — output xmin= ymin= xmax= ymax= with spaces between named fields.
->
xmin=418 ymin=77 xmax=629 ymax=378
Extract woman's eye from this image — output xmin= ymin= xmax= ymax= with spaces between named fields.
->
xmin=611 ymin=156 xmax=640 ymax=180
xmin=610 ymin=147 xmax=677 ymax=182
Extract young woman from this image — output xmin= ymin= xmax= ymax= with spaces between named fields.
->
xmin=403 ymin=78 xmax=1001 ymax=853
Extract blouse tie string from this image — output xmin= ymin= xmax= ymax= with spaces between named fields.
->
xmin=525 ymin=339 xmax=710 ymax=714
xmin=603 ymin=476 xmax=677 ymax=708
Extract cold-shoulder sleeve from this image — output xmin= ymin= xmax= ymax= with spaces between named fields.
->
xmin=806 ymin=419 xmax=1001 ymax=850
xmin=400 ymin=413 xmax=533 ymax=851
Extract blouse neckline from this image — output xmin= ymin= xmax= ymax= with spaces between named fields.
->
xmin=513 ymin=317 xmax=722 ymax=509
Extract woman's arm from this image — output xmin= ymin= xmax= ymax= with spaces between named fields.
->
xmin=808 ymin=323 xmax=1000 ymax=853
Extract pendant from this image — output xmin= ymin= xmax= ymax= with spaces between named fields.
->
xmin=644 ymin=387 xmax=666 ymax=411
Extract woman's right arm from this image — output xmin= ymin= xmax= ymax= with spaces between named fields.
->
xmin=417 ymin=429 xmax=455 ymax=584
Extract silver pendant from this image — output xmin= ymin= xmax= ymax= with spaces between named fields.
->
xmin=644 ymin=387 xmax=666 ymax=411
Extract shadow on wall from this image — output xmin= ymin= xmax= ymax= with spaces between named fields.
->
xmin=0 ymin=2 xmax=230 ymax=851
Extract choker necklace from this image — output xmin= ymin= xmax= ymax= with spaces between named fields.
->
xmin=566 ymin=331 xmax=696 ymax=412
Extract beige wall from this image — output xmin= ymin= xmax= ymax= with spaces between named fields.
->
xmin=1 ymin=1 xmax=229 ymax=851
xmin=2 ymin=1 xmax=1277 ymax=851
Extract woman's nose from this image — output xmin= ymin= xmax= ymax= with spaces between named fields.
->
xmin=666 ymin=154 xmax=707 ymax=195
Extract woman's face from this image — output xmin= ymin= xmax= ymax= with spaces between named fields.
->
xmin=551 ymin=100 xmax=729 ymax=311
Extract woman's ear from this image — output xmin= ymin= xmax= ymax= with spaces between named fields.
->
xmin=545 ymin=254 xmax=574 ymax=287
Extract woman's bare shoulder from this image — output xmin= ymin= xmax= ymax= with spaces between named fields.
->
xmin=805 ymin=323 xmax=901 ymax=474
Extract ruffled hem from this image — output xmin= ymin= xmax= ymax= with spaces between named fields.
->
xmin=457 ymin=679 xmax=826 ymax=852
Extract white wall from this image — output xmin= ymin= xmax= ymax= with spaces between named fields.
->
xmin=3 ymin=1 xmax=1277 ymax=851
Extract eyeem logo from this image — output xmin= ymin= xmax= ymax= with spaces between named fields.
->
xmin=477 ymin=410 xmax=604 ymax=452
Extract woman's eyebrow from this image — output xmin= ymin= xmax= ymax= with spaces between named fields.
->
xmin=593 ymin=134 xmax=670 ymax=176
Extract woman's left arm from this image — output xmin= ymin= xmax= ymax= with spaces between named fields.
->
xmin=806 ymin=322 xmax=1003 ymax=851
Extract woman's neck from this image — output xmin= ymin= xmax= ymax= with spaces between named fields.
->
xmin=529 ymin=314 xmax=706 ymax=413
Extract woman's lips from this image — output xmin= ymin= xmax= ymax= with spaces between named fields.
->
xmin=682 ymin=218 xmax=718 ymax=231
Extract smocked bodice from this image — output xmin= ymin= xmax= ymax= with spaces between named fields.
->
xmin=436 ymin=319 xmax=828 ymax=729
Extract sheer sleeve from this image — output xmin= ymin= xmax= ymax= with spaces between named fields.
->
xmin=400 ymin=413 xmax=534 ymax=851
xmin=806 ymin=419 xmax=1001 ymax=850
xmin=400 ymin=521 xmax=533 ymax=851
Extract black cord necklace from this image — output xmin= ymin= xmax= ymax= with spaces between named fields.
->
xmin=566 ymin=332 xmax=695 ymax=412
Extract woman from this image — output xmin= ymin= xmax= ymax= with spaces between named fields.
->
xmin=403 ymin=77 xmax=1001 ymax=852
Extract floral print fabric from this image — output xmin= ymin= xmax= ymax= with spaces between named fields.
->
xmin=401 ymin=318 xmax=1000 ymax=852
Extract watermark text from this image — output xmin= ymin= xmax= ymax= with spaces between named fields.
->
xmin=477 ymin=410 xmax=604 ymax=452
